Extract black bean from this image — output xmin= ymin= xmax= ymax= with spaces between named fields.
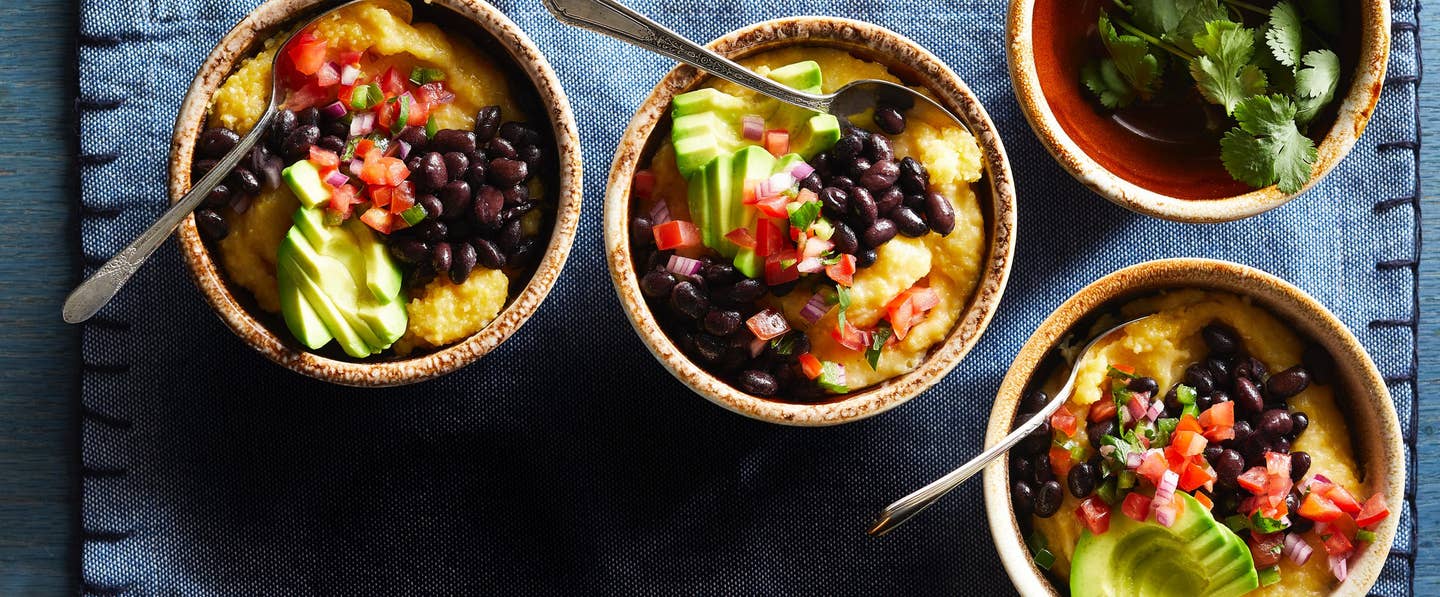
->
xmin=1195 ymin=391 xmax=1215 ymax=412
xmin=227 ymin=167 xmax=261 ymax=195
xmin=1034 ymin=480 xmax=1063 ymax=518
xmin=873 ymin=186 xmax=903 ymax=216
xmin=418 ymin=194 xmax=443 ymax=220
xmin=197 ymin=127 xmax=241 ymax=160
xmin=1266 ymin=367 xmax=1310 ymax=399
xmin=193 ymin=159 xmax=219 ymax=178
xmin=1229 ymin=420 xmax=1254 ymax=447
xmin=891 ymin=205 xmax=928 ymax=237
xmin=449 ymin=242 xmax=477 ymax=284
xmin=195 ymin=209 xmax=228 ymax=240
xmin=1270 ymin=437 xmax=1292 ymax=454
xmin=1011 ymin=454 xmax=1035 ymax=482
xmin=498 ymin=220 xmax=524 ymax=254
xmin=704 ymin=310 xmax=742 ymax=337
xmin=737 ymin=369 xmax=778 ymax=396
xmin=1126 ymin=376 xmax=1159 ymax=396
xmin=670 ymin=281 xmax=709 ymax=320
xmin=1233 ymin=356 xmax=1268 ymax=382
xmin=799 ymin=172 xmax=823 ymax=194
xmin=1214 ymin=449 xmax=1246 ymax=486
xmin=1290 ymin=411 xmax=1309 ymax=437
xmin=500 ymin=121 xmax=542 ymax=147
xmin=415 ymin=219 xmax=448 ymax=243
xmin=1301 ymin=345 xmax=1335 ymax=385
xmin=1163 ymin=386 xmax=1184 ymax=416
xmin=1204 ymin=445 xmax=1223 ymax=463
xmin=281 ymin=124 xmax=320 ymax=162
xmin=441 ymin=152 xmax=470 ymax=182
xmin=413 ymin=152 xmax=445 ymax=191
xmin=437 ymin=180 xmax=471 ymax=218
xmin=507 ymin=237 xmax=540 ymax=267
xmin=1032 ymin=452 xmax=1055 ymax=485
xmin=489 ymin=158 xmax=528 ymax=187
xmin=848 ymin=187 xmax=877 ymax=228
xmin=875 ymin=106 xmax=906 ymax=135
xmin=1020 ymin=390 xmax=1049 ymax=413
xmin=473 ymin=105 xmax=502 ymax=140
xmin=1290 ymin=451 xmax=1312 ymax=481
xmin=863 ymin=219 xmax=898 ymax=247
xmin=899 ymin=156 xmax=929 ymax=190
xmin=473 ymin=185 xmax=504 ymax=227
xmin=296 ymin=107 xmax=321 ymax=127
xmin=467 ymin=237 xmax=503 ymax=271
xmin=1015 ymin=412 xmax=1052 ymax=454
xmin=923 ymin=190 xmax=956 ymax=235
xmin=770 ymin=280 xmax=799 ymax=297
xmin=1207 ymin=356 xmax=1234 ymax=388
xmin=1207 ymin=391 xmax=1231 ymax=410
xmin=431 ymin=129 xmax=477 ymax=154
xmin=268 ymin=110 xmax=298 ymax=148
xmin=856 ymin=248 xmax=878 ymax=268
xmin=390 ymin=239 xmax=430 ymax=264
xmin=519 ymin=143 xmax=545 ymax=174
xmin=690 ymin=333 xmax=725 ymax=365
xmin=431 ymin=241 xmax=453 ymax=273
xmin=1202 ymin=323 xmax=1240 ymax=354
xmin=833 ymin=134 xmax=864 ymax=162
xmin=729 ymin=278 xmax=766 ymax=303
xmin=204 ymin=184 xmax=231 ymax=208
xmin=704 ymin=263 xmax=739 ymax=286
xmin=1087 ymin=419 xmax=1116 ymax=443
xmin=396 ymin=126 xmax=429 ymax=150
xmin=1184 ymin=364 xmax=1215 ymax=395
xmin=830 ymin=222 xmax=859 ymax=255
xmin=1068 ymin=462 xmax=1097 ymax=498
xmin=847 ymin=157 xmax=873 ymax=180
xmin=844 ymin=125 xmax=871 ymax=141
xmin=487 ymin=137 xmax=518 ymax=160
xmin=1234 ymin=377 xmax=1264 ymax=413
xmin=465 ymin=161 xmax=490 ymax=190
xmin=321 ymin=118 xmax=348 ymax=139
xmin=500 ymin=202 xmax=536 ymax=225
xmin=867 ymin=134 xmax=895 ymax=163
xmin=446 ymin=219 xmax=473 ymax=242
xmin=1259 ymin=409 xmax=1293 ymax=436
xmin=317 ymin=134 xmax=345 ymax=154
xmin=630 ymin=216 xmax=654 ymax=246
xmin=640 ymin=270 xmax=677 ymax=298
xmin=1012 ymin=480 xmax=1036 ymax=517
xmin=819 ymin=187 xmax=849 ymax=217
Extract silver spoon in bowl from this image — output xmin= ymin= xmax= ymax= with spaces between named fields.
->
xmin=867 ymin=314 xmax=1156 ymax=537
xmin=62 ymin=0 xmax=364 ymax=325
xmin=540 ymin=0 xmax=971 ymax=130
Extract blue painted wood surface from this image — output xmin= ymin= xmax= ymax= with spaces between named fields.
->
xmin=0 ymin=2 xmax=1431 ymax=594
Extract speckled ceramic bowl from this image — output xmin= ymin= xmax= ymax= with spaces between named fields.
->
xmin=604 ymin=17 xmax=1017 ymax=426
xmin=982 ymin=259 xmax=1404 ymax=595
xmin=170 ymin=0 xmax=582 ymax=386
xmin=1009 ymin=0 xmax=1390 ymax=222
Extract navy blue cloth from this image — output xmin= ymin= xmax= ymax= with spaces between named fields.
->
xmin=77 ymin=0 xmax=1420 ymax=594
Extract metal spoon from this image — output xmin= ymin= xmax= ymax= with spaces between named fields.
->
xmin=540 ymin=0 xmax=969 ymax=129
xmin=62 ymin=0 xmax=363 ymax=324
xmin=867 ymin=314 xmax=1155 ymax=537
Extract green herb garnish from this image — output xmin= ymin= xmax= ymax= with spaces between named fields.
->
xmin=1250 ymin=511 xmax=1291 ymax=533
xmin=789 ymin=199 xmax=822 ymax=232
xmin=836 ymin=285 xmax=852 ymax=331
xmin=817 ymin=361 xmax=848 ymax=393
xmin=391 ymin=95 xmax=411 ymax=136
xmin=866 ymin=323 xmax=893 ymax=371
xmin=770 ymin=332 xmax=798 ymax=356
xmin=1225 ymin=514 xmax=1251 ymax=532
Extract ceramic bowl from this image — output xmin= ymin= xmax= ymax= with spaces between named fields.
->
xmin=1008 ymin=0 xmax=1390 ymax=222
xmin=982 ymin=258 xmax=1404 ymax=595
xmin=604 ymin=17 xmax=1018 ymax=426
xmin=170 ymin=0 xmax=582 ymax=386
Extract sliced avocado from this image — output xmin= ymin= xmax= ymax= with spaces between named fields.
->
xmin=282 ymin=159 xmax=331 ymax=209
xmin=292 ymin=203 xmax=354 ymax=254
xmin=699 ymin=152 xmax=732 ymax=250
xmin=791 ymin=113 xmax=842 ymax=160
xmin=766 ymin=60 xmax=824 ymax=92
xmin=673 ymin=133 xmax=726 ymax=179
xmin=278 ymin=231 xmax=373 ymax=358
xmin=671 ymin=87 xmax=746 ymax=118
xmin=343 ymin=217 xmax=404 ymax=302
xmin=354 ymin=292 xmax=407 ymax=350
xmin=1070 ymin=492 xmax=1258 ymax=597
xmin=772 ymin=152 xmax=805 ymax=177
xmin=276 ymin=241 xmax=333 ymax=350
xmin=724 ymin=146 xmax=775 ymax=258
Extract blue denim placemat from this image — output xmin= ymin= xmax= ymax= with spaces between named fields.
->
xmin=76 ymin=0 xmax=1420 ymax=594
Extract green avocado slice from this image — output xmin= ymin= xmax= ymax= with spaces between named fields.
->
xmin=276 ymin=240 xmax=333 ymax=350
xmin=282 ymin=159 xmax=331 ymax=209
xmin=278 ymin=230 xmax=373 ymax=358
xmin=1070 ymin=492 xmax=1259 ymax=597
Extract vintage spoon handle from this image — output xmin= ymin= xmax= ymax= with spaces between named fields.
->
xmin=540 ymin=0 xmax=830 ymax=112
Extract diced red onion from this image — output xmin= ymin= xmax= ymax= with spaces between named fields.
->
xmin=1283 ymin=532 xmax=1315 ymax=566
xmin=768 ymin=172 xmax=795 ymax=192
xmin=1154 ymin=470 xmax=1179 ymax=505
xmin=746 ymin=309 xmax=791 ymax=341
xmin=789 ymin=162 xmax=815 ymax=180
xmin=801 ymin=238 xmax=833 ymax=259
xmin=348 ymin=158 xmax=364 ymax=177
xmin=742 ymin=115 xmax=764 ymax=141
xmin=748 ymin=337 xmax=767 ymax=358
xmin=1146 ymin=398 xmax=1164 ymax=422
xmin=1126 ymin=452 xmax=1143 ymax=469
xmin=229 ymin=193 xmax=253 ymax=214
xmin=1329 ymin=554 xmax=1348 ymax=582
xmin=796 ymin=257 xmax=824 ymax=273
xmin=324 ymin=169 xmax=350 ymax=187
xmin=1313 ymin=474 xmax=1334 ymax=486
xmin=316 ymin=62 xmax=339 ymax=86
xmin=260 ymin=156 xmax=283 ymax=190
xmin=1155 ymin=504 xmax=1177 ymax=527
xmin=1099 ymin=445 xmax=1116 ymax=457
xmin=350 ymin=112 xmax=376 ymax=136
xmin=387 ymin=140 xmax=412 ymax=160
xmin=799 ymin=292 xmax=829 ymax=324
xmin=666 ymin=255 xmax=704 ymax=277
xmin=649 ymin=199 xmax=671 ymax=225
xmin=340 ymin=64 xmax=360 ymax=86
xmin=320 ymin=100 xmax=348 ymax=120
xmin=1126 ymin=398 xmax=1147 ymax=425
xmin=398 ymin=91 xmax=416 ymax=112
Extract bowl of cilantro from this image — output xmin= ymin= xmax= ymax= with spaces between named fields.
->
xmin=1007 ymin=0 xmax=1389 ymax=222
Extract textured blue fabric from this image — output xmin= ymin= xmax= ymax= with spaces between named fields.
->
xmin=77 ymin=0 xmax=1420 ymax=594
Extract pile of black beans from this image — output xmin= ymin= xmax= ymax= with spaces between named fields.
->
xmin=386 ymin=106 xmax=550 ymax=287
xmin=190 ymin=106 xmax=330 ymax=240
xmin=804 ymin=120 xmax=957 ymax=268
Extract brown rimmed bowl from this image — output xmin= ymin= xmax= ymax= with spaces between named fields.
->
xmin=170 ymin=0 xmax=583 ymax=386
xmin=982 ymin=258 xmax=1404 ymax=595
xmin=1008 ymin=0 xmax=1390 ymax=222
xmin=604 ymin=17 xmax=1018 ymax=426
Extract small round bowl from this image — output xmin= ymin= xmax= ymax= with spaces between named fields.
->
xmin=170 ymin=0 xmax=582 ymax=386
xmin=1008 ymin=0 xmax=1390 ymax=222
xmin=604 ymin=17 xmax=1018 ymax=426
xmin=982 ymin=258 xmax=1404 ymax=595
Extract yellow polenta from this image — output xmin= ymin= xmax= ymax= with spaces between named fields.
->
xmin=1031 ymin=290 xmax=1362 ymax=595
xmin=206 ymin=0 xmax=525 ymax=353
xmin=647 ymin=47 xmax=987 ymax=390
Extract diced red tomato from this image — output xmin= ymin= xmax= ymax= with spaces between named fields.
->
xmin=1179 ymin=462 xmax=1217 ymax=492
xmin=1265 ymin=451 xmax=1291 ymax=480
xmin=387 ymin=182 xmax=415 ymax=215
xmin=1176 ymin=414 xmax=1203 ymax=434
xmin=370 ymin=186 xmax=393 ymax=209
xmin=831 ymin=319 xmax=869 ymax=352
xmin=826 ymin=253 xmax=856 ymax=287
xmin=746 ymin=309 xmax=790 ymax=341
xmin=328 ymin=184 xmax=360 ymax=218
xmin=1194 ymin=491 xmax=1214 ymax=510
xmin=378 ymin=67 xmax=407 ymax=98
xmin=1249 ymin=532 xmax=1285 ymax=568
xmin=1171 ymin=430 xmax=1208 ymax=457
xmin=1237 ymin=466 xmax=1270 ymax=493
xmin=725 ymin=227 xmax=757 ymax=249
xmin=1050 ymin=407 xmax=1079 ymax=438
xmin=1121 ymin=492 xmax=1152 ymax=522
xmin=1320 ymin=483 xmax=1362 ymax=516
xmin=764 ymin=250 xmax=800 ymax=287
xmin=1198 ymin=401 xmax=1234 ymax=429
xmin=360 ymin=207 xmax=393 ymax=234
xmin=375 ymin=99 xmax=396 ymax=132
xmin=415 ymin=81 xmax=455 ymax=105
xmin=1323 ymin=529 xmax=1354 ymax=556
xmin=1203 ymin=425 xmax=1235 ymax=442
xmin=653 ymin=220 xmax=701 ymax=250
xmin=909 ymin=287 xmax=940 ymax=311
xmin=308 ymin=146 xmax=340 ymax=169
xmin=1075 ymin=496 xmax=1112 ymax=535
xmin=1049 ymin=445 xmax=1075 ymax=478
xmin=1355 ymin=493 xmax=1390 ymax=528
xmin=337 ymin=50 xmax=363 ymax=66
xmin=632 ymin=170 xmax=656 ymax=200
xmin=405 ymin=96 xmax=432 ymax=127
xmin=1330 ymin=511 xmax=1359 ymax=541
xmin=359 ymin=148 xmax=409 ymax=186
xmin=285 ymin=30 xmax=327 ymax=76
xmin=1088 ymin=399 xmax=1118 ymax=423
xmin=799 ymin=353 xmax=823 ymax=380
xmin=754 ymin=195 xmax=790 ymax=219
xmin=764 ymin=130 xmax=789 ymax=157
xmin=337 ymin=84 xmax=356 ymax=106
xmin=1300 ymin=492 xmax=1344 ymax=523
xmin=355 ymin=138 xmax=376 ymax=157
xmin=285 ymin=81 xmax=331 ymax=110
xmin=742 ymin=179 xmax=759 ymax=205
xmin=754 ymin=219 xmax=785 ymax=257
xmin=1137 ymin=450 xmax=1169 ymax=485
xmin=888 ymin=295 xmax=917 ymax=341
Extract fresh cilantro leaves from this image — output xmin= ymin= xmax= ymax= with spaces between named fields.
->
xmin=1190 ymin=20 xmax=1269 ymax=115
xmin=1293 ymin=49 xmax=1340 ymax=124
xmin=866 ymin=323 xmax=893 ymax=371
xmin=835 ymin=285 xmax=851 ymax=331
xmin=1265 ymin=1 xmax=1304 ymax=67
xmin=788 ymin=199 xmax=822 ymax=232
xmin=1220 ymin=94 xmax=1318 ymax=193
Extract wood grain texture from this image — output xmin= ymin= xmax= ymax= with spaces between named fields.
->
xmin=0 ymin=2 xmax=1429 ymax=596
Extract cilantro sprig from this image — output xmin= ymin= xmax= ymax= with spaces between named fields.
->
xmin=1082 ymin=0 xmax=1343 ymax=193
